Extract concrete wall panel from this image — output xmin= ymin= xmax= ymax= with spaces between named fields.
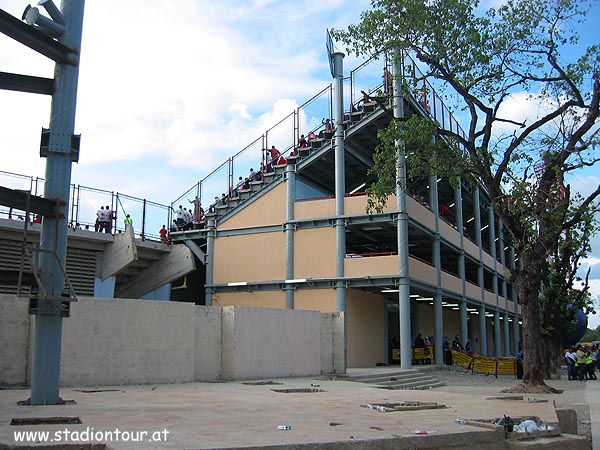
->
xmin=0 ymin=295 xmax=30 ymax=385
xmin=61 ymin=297 xmax=196 ymax=386
xmin=0 ymin=295 xmax=343 ymax=386
xmin=194 ymin=306 xmax=222 ymax=381
xmin=221 ymin=306 xmax=321 ymax=380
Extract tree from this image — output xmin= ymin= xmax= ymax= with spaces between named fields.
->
xmin=538 ymin=203 xmax=596 ymax=378
xmin=333 ymin=0 xmax=600 ymax=392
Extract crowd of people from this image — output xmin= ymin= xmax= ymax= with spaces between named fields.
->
xmin=564 ymin=344 xmax=598 ymax=381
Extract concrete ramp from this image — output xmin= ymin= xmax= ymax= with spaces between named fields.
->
xmin=101 ymin=224 xmax=137 ymax=279
xmin=115 ymin=244 xmax=195 ymax=298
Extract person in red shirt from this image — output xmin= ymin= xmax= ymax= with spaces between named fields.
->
xmin=159 ymin=225 xmax=168 ymax=243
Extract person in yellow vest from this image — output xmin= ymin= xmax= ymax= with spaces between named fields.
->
xmin=586 ymin=348 xmax=597 ymax=380
xmin=576 ymin=345 xmax=587 ymax=381
xmin=124 ymin=214 xmax=133 ymax=228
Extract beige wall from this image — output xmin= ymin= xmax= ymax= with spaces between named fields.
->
xmin=416 ymin=303 xmax=435 ymax=338
xmin=295 ymin=198 xmax=335 ymax=219
xmin=213 ymin=291 xmax=285 ymax=309
xmin=409 ymin=257 xmax=437 ymax=286
xmin=347 ymin=289 xmax=385 ymax=367
xmin=407 ymin=196 xmax=436 ymax=230
xmin=345 ymin=254 xmax=397 ymax=278
xmin=295 ymin=289 xmax=337 ymax=313
xmin=439 ymin=220 xmax=461 ymax=247
xmin=219 ymin=183 xmax=286 ymax=230
xmin=294 ymin=227 xmax=336 ymax=278
xmin=213 ymin=232 xmax=286 ymax=283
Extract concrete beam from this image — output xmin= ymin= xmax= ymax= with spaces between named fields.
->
xmin=101 ymin=225 xmax=137 ymax=280
xmin=116 ymin=244 xmax=196 ymax=299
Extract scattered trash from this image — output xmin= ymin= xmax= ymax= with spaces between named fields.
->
xmin=513 ymin=419 xmax=555 ymax=433
xmin=370 ymin=426 xmax=384 ymax=431
xmin=494 ymin=415 xmax=514 ymax=432
xmin=412 ymin=429 xmax=436 ymax=434
xmin=455 ymin=419 xmax=466 ymax=425
xmin=329 ymin=422 xmax=342 ymax=426
xmin=277 ymin=425 xmax=292 ymax=431
xmin=361 ymin=401 xmax=446 ymax=412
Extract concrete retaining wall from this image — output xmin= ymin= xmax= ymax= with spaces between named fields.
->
xmin=0 ymin=294 xmax=344 ymax=387
xmin=222 ymin=306 xmax=321 ymax=380
xmin=0 ymin=295 xmax=30 ymax=385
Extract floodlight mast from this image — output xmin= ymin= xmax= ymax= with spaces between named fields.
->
xmin=25 ymin=0 xmax=85 ymax=406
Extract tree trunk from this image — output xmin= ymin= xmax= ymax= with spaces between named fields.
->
xmin=502 ymin=254 xmax=561 ymax=394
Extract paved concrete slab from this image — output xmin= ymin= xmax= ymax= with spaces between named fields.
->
xmin=0 ymin=367 xmax=594 ymax=449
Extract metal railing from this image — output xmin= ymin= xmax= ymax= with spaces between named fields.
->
xmin=0 ymin=170 xmax=171 ymax=241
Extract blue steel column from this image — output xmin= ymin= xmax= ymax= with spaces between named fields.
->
xmin=332 ymin=52 xmax=346 ymax=314
xmin=510 ymin=247 xmax=520 ymax=353
xmin=31 ymin=0 xmax=84 ymax=405
xmin=489 ymin=206 xmax=501 ymax=357
xmin=499 ymin=222 xmax=511 ymax=356
xmin=394 ymin=52 xmax=411 ymax=369
xmin=473 ymin=187 xmax=487 ymax=355
xmin=285 ymin=164 xmax=296 ymax=309
xmin=455 ymin=182 xmax=468 ymax=347
xmin=430 ymin=175 xmax=443 ymax=365
xmin=204 ymin=216 xmax=216 ymax=306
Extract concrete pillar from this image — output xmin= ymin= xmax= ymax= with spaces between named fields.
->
xmin=285 ymin=164 xmax=296 ymax=309
xmin=479 ymin=304 xmax=487 ymax=356
xmin=332 ymin=51 xmax=346 ymax=314
xmin=394 ymin=50 xmax=411 ymax=369
xmin=204 ymin=216 xmax=216 ymax=306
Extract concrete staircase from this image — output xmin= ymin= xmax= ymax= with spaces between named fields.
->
xmin=348 ymin=369 xmax=445 ymax=390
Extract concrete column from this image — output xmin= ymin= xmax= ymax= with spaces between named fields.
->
xmin=456 ymin=182 xmax=468 ymax=346
xmin=332 ymin=52 xmax=346 ymax=314
xmin=394 ymin=50 xmax=411 ymax=369
xmin=460 ymin=298 xmax=468 ymax=347
xmin=488 ymin=207 xmax=501 ymax=357
xmin=285 ymin=164 xmax=296 ymax=309
xmin=204 ymin=216 xmax=216 ymax=306
xmin=510 ymin=246 xmax=520 ymax=354
xmin=504 ymin=312 xmax=511 ymax=356
xmin=479 ymin=304 xmax=487 ymax=356
xmin=430 ymin=175 xmax=443 ymax=365
xmin=493 ymin=309 xmax=501 ymax=357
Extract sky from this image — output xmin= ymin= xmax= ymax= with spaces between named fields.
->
xmin=0 ymin=0 xmax=599 ymax=328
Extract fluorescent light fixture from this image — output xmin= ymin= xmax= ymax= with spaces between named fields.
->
xmin=481 ymin=224 xmax=489 ymax=231
xmin=227 ymin=282 xmax=248 ymax=287
xmin=285 ymin=278 xmax=307 ymax=284
xmin=382 ymin=289 xmax=400 ymax=293
xmin=444 ymin=303 xmax=459 ymax=307
xmin=417 ymin=297 xmax=434 ymax=301
xmin=449 ymin=203 xmax=455 ymax=208
xmin=349 ymin=183 xmax=366 ymax=194
xmin=469 ymin=311 xmax=479 ymax=314
xmin=467 ymin=308 xmax=477 ymax=312
xmin=362 ymin=225 xmax=383 ymax=231
xmin=467 ymin=217 xmax=474 ymax=223
xmin=452 ymin=307 xmax=460 ymax=310
xmin=409 ymin=294 xmax=420 ymax=298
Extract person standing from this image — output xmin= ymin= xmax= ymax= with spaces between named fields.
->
xmin=124 ymin=214 xmax=133 ymax=228
xmin=159 ymin=225 xmax=168 ymax=244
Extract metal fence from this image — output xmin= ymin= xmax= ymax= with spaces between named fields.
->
xmin=0 ymin=170 xmax=170 ymax=241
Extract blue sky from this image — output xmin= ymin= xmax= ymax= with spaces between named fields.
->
xmin=0 ymin=0 xmax=598 ymax=327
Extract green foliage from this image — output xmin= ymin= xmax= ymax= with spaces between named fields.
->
xmin=580 ymin=326 xmax=600 ymax=343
